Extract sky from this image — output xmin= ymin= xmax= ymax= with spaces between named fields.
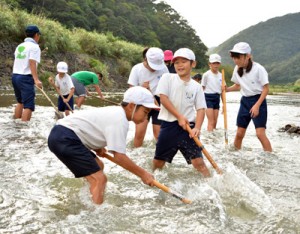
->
xmin=163 ymin=0 xmax=300 ymax=48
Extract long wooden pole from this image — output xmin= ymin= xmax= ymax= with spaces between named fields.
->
xmin=101 ymin=152 xmax=192 ymax=204
xmin=221 ymin=69 xmax=228 ymax=145
xmin=186 ymin=124 xmax=222 ymax=174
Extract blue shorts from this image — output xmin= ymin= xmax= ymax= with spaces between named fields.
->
xmin=204 ymin=93 xmax=220 ymax=109
xmin=147 ymin=95 xmax=161 ymax=125
xmin=237 ymin=95 xmax=268 ymax=129
xmin=48 ymin=125 xmax=101 ymax=178
xmin=12 ymin=74 xmax=35 ymax=111
xmin=71 ymin=77 xmax=86 ymax=97
xmin=155 ymin=121 xmax=203 ymax=164
xmin=58 ymin=94 xmax=74 ymax=112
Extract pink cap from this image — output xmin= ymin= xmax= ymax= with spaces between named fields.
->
xmin=164 ymin=50 xmax=173 ymax=61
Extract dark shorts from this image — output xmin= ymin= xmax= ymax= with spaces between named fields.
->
xmin=147 ymin=95 xmax=161 ymax=125
xmin=155 ymin=121 xmax=203 ymax=164
xmin=237 ymin=95 xmax=268 ymax=129
xmin=12 ymin=74 xmax=35 ymax=111
xmin=71 ymin=77 xmax=86 ymax=97
xmin=205 ymin=93 xmax=220 ymax=109
xmin=48 ymin=125 xmax=101 ymax=178
xmin=58 ymin=94 xmax=74 ymax=112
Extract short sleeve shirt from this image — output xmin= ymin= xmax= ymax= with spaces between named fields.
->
xmin=127 ymin=63 xmax=169 ymax=94
xmin=71 ymin=71 xmax=99 ymax=86
xmin=156 ymin=73 xmax=207 ymax=122
xmin=12 ymin=38 xmax=41 ymax=75
xmin=55 ymin=73 xmax=75 ymax=96
xmin=231 ymin=62 xmax=269 ymax=97
xmin=201 ymin=70 xmax=222 ymax=94
xmin=57 ymin=106 xmax=129 ymax=154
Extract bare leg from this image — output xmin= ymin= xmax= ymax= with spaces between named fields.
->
xmin=21 ymin=108 xmax=32 ymax=121
xmin=76 ymin=96 xmax=86 ymax=108
xmin=191 ymin=158 xmax=210 ymax=177
xmin=133 ymin=120 xmax=148 ymax=148
xmin=234 ymin=127 xmax=246 ymax=149
xmin=206 ymin=108 xmax=215 ymax=132
xmin=152 ymin=159 xmax=166 ymax=171
xmin=14 ymin=103 xmax=24 ymax=119
xmin=256 ymin=127 xmax=272 ymax=152
xmin=213 ymin=109 xmax=219 ymax=129
xmin=85 ymin=170 xmax=107 ymax=204
xmin=152 ymin=124 xmax=160 ymax=141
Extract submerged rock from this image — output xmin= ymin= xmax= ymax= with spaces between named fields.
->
xmin=278 ymin=124 xmax=300 ymax=134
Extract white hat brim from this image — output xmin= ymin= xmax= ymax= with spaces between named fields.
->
xmin=147 ymin=61 xmax=165 ymax=71
xmin=142 ymin=103 xmax=160 ymax=110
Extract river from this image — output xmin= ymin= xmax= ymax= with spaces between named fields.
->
xmin=0 ymin=91 xmax=299 ymax=234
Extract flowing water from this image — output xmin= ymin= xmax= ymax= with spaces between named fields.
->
xmin=0 ymin=91 xmax=299 ymax=234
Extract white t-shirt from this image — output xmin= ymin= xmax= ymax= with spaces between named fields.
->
xmin=127 ymin=63 xmax=169 ymax=94
xmin=201 ymin=70 xmax=222 ymax=94
xmin=57 ymin=106 xmax=129 ymax=154
xmin=231 ymin=62 xmax=269 ymax=97
xmin=55 ymin=73 xmax=75 ymax=96
xmin=156 ymin=73 xmax=207 ymax=122
xmin=13 ymin=38 xmax=41 ymax=75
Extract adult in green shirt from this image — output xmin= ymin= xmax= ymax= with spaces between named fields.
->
xmin=71 ymin=71 xmax=104 ymax=108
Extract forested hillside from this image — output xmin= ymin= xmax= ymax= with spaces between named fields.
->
xmin=213 ymin=12 xmax=300 ymax=84
xmin=4 ymin=0 xmax=208 ymax=68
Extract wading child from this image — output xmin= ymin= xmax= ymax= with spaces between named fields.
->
xmin=49 ymin=61 xmax=74 ymax=116
xmin=153 ymin=48 xmax=210 ymax=177
xmin=48 ymin=86 xmax=158 ymax=204
xmin=127 ymin=47 xmax=169 ymax=147
xmin=226 ymin=42 xmax=272 ymax=152
xmin=201 ymin=54 xmax=222 ymax=131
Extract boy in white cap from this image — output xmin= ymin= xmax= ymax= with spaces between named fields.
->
xmin=127 ymin=47 xmax=169 ymax=147
xmin=153 ymin=48 xmax=210 ymax=177
xmin=49 ymin=61 xmax=75 ymax=116
xmin=48 ymin=86 xmax=158 ymax=204
xmin=226 ymin=42 xmax=272 ymax=152
xmin=12 ymin=25 xmax=43 ymax=121
xmin=201 ymin=54 xmax=223 ymax=131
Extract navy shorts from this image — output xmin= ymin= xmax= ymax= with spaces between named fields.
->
xmin=204 ymin=93 xmax=220 ymax=109
xmin=71 ymin=77 xmax=86 ymax=97
xmin=155 ymin=121 xmax=203 ymax=164
xmin=48 ymin=125 xmax=101 ymax=178
xmin=58 ymin=94 xmax=74 ymax=112
xmin=237 ymin=95 xmax=268 ymax=129
xmin=12 ymin=74 xmax=35 ymax=111
xmin=147 ymin=95 xmax=161 ymax=125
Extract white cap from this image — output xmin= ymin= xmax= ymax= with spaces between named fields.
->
xmin=209 ymin=54 xmax=221 ymax=63
xmin=57 ymin=61 xmax=68 ymax=73
xmin=230 ymin=42 xmax=251 ymax=54
xmin=146 ymin=47 xmax=165 ymax=70
xmin=172 ymin=48 xmax=195 ymax=62
xmin=123 ymin=86 xmax=160 ymax=109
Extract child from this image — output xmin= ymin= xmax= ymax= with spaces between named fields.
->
xmin=48 ymin=86 xmax=158 ymax=204
xmin=192 ymin=73 xmax=202 ymax=83
xmin=153 ymin=48 xmax=210 ymax=177
xmin=50 ymin=61 xmax=74 ymax=116
xmin=127 ymin=47 xmax=169 ymax=147
xmin=164 ymin=50 xmax=176 ymax=73
xmin=201 ymin=54 xmax=222 ymax=131
xmin=226 ymin=42 xmax=272 ymax=152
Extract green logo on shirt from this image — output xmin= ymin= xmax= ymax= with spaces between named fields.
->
xmin=16 ymin=46 xmax=26 ymax=59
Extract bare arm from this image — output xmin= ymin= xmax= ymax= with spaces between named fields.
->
xmin=94 ymin=85 xmax=104 ymax=98
xmin=30 ymin=59 xmax=42 ymax=88
xmin=250 ymin=84 xmax=269 ymax=118
xmin=192 ymin=108 xmax=205 ymax=137
xmin=160 ymin=94 xmax=189 ymax=130
xmin=112 ymin=151 xmax=154 ymax=186
xmin=226 ymin=83 xmax=240 ymax=92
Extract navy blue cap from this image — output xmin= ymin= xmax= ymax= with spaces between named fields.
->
xmin=25 ymin=25 xmax=41 ymax=35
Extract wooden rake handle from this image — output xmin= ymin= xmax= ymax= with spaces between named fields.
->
xmin=101 ymin=152 xmax=192 ymax=204
xmin=186 ymin=124 xmax=222 ymax=174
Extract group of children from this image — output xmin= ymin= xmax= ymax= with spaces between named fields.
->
xmin=47 ymin=43 xmax=272 ymax=204
xmin=11 ymin=25 xmax=272 ymax=205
